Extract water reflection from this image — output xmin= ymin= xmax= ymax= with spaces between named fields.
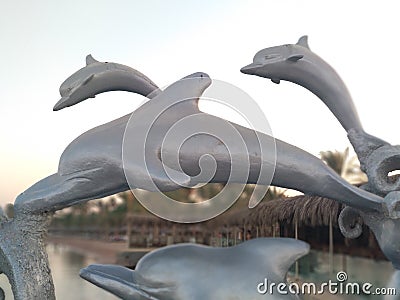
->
xmin=0 ymin=244 xmax=118 ymax=300
xmin=292 ymin=250 xmax=394 ymax=299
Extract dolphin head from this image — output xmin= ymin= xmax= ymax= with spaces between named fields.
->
xmin=54 ymin=54 xmax=161 ymax=111
xmin=241 ymin=36 xmax=310 ymax=83
xmin=54 ymin=55 xmax=104 ymax=111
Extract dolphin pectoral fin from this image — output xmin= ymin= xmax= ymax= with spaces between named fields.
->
xmin=145 ymin=165 xmax=191 ymax=192
xmin=271 ymin=78 xmax=280 ymax=84
xmin=80 ymin=264 xmax=161 ymax=300
xmin=159 ymin=165 xmax=191 ymax=188
xmin=81 ymin=74 xmax=95 ymax=86
xmin=124 ymin=159 xmax=190 ymax=192
xmin=286 ymin=54 xmax=304 ymax=62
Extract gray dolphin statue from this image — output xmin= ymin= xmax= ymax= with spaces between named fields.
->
xmin=80 ymin=238 xmax=309 ymax=300
xmin=240 ymin=36 xmax=388 ymax=164
xmin=53 ymin=54 xmax=161 ymax=111
xmin=15 ymin=56 xmax=385 ymax=216
xmin=15 ymin=57 xmax=388 ymax=215
xmin=14 ymin=72 xmax=210 ymax=213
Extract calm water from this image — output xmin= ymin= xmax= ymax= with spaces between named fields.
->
xmin=0 ymin=244 xmax=118 ymax=300
xmin=292 ymin=250 xmax=395 ymax=299
xmin=0 ymin=246 xmax=396 ymax=299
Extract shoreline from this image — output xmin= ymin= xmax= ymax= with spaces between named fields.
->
xmin=46 ymin=235 xmax=130 ymax=264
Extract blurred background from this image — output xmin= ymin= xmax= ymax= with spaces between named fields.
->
xmin=1 ymin=1 xmax=400 ymax=299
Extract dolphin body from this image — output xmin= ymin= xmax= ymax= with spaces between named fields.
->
xmin=15 ymin=55 xmax=386 ymax=215
xmin=80 ymin=238 xmax=309 ymax=300
xmin=14 ymin=72 xmax=210 ymax=213
xmin=241 ymin=36 xmax=361 ymax=132
xmin=53 ymin=55 xmax=161 ymax=111
xmin=16 ymin=56 xmax=386 ymax=214
xmin=240 ymin=36 xmax=388 ymax=161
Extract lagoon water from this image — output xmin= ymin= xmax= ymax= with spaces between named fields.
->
xmin=0 ymin=244 xmax=117 ymax=300
xmin=0 ymin=246 xmax=396 ymax=299
xmin=293 ymin=250 xmax=394 ymax=299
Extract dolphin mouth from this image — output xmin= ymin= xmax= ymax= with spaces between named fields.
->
xmin=80 ymin=265 xmax=132 ymax=284
xmin=240 ymin=63 xmax=263 ymax=74
xmin=53 ymin=96 xmax=70 ymax=111
xmin=80 ymin=264 xmax=163 ymax=300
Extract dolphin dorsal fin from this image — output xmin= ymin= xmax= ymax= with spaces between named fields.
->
xmin=155 ymin=72 xmax=211 ymax=113
xmin=296 ymin=35 xmax=310 ymax=49
xmin=86 ymin=54 xmax=99 ymax=65
xmin=256 ymin=238 xmax=310 ymax=280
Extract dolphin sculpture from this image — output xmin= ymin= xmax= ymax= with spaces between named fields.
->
xmin=80 ymin=238 xmax=309 ymax=300
xmin=240 ymin=35 xmax=363 ymax=132
xmin=16 ymin=56 xmax=387 ymax=217
xmin=53 ymin=54 xmax=161 ymax=111
xmin=240 ymin=37 xmax=400 ymax=268
xmin=240 ymin=36 xmax=388 ymax=166
xmin=14 ymin=72 xmax=210 ymax=213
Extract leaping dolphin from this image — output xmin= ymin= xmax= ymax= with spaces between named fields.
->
xmin=240 ymin=36 xmax=362 ymax=132
xmin=240 ymin=36 xmax=388 ymax=156
xmin=80 ymin=238 xmax=309 ymax=300
xmin=17 ymin=57 xmax=386 ymax=216
xmin=14 ymin=73 xmax=210 ymax=213
xmin=53 ymin=54 xmax=161 ymax=111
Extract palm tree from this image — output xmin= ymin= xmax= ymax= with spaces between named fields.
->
xmin=319 ymin=147 xmax=365 ymax=274
xmin=319 ymin=147 xmax=367 ymax=184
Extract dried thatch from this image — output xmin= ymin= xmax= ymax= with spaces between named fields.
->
xmin=127 ymin=195 xmax=346 ymax=230
xmin=205 ymin=208 xmax=250 ymax=228
xmin=245 ymin=195 xmax=344 ymax=228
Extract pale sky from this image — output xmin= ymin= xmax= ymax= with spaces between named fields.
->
xmin=1 ymin=0 xmax=399 ymax=207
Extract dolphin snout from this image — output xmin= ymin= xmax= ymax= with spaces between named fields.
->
xmin=53 ymin=97 xmax=70 ymax=111
xmin=240 ymin=63 xmax=262 ymax=74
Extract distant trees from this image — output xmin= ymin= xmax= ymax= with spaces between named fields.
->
xmin=319 ymin=147 xmax=367 ymax=184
